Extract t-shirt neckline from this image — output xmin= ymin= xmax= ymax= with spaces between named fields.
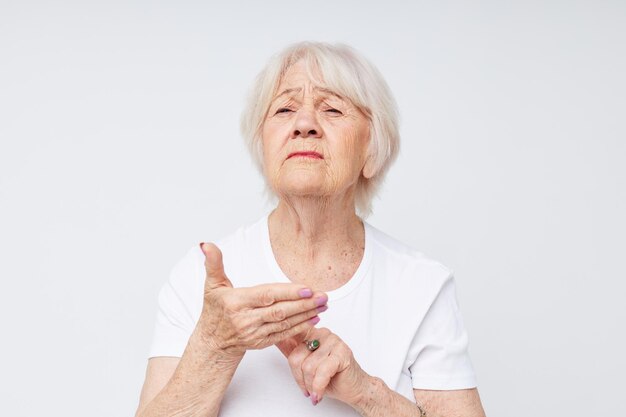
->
xmin=260 ymin=211 xmax=373 ymax=301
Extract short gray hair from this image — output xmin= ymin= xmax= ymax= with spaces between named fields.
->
xmin=240 ymin=41 xmax=400 ymax=218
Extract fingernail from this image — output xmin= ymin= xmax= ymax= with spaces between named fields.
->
xmin=309 ymin=316 xmax=320 ymax=325
xmin=302 ymin=389 xmax=310 ymax=397
xmin=311 ymin=393 xmax=318 ymax=405
xmin=316 ymin=304 xmax=328 ymax=313
xmin=315 ymin=295 xmax=328 ymax=306
xmin=299 ymin=288 xmax=313 ymax=298
xmin=199 ymin=242 xmax=205 ymax=252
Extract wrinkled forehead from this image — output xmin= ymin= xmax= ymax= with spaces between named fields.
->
xmin=271 ymin=86 xmax=345 ymax=105
xmin=273 ymin=57 xmax=371 ymax=116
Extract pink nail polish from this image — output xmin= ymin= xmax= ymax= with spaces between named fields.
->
xmin=311 ymin=393 xmax=318 ymax=405
xmin=299 ymin=288 xmax=313 ymax=298
xmin=316 ymin=304 xmax=328 ymax=313
xmin=315 ymin=295 xmax=328 ymax=306
xmin=309 ymin=316 xmax=320 ymax=325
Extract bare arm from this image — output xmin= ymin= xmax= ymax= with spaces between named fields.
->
xmin=353 ymin=377 xmax=486 ymax=417
xmin=135 ymin=328 xmax=243 ymax=417
xmin=281 ymin=327 xmax=485 ymax=416
xmin=413 ymin=388 xmax=486 ymax=417
xmin=135 ymin=357 xmax=179 ymax=415
xmin=135 ymin=242 xmax=327 ymax=416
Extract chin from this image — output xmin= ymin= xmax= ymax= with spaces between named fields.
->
xmin=274 ymin=176 xmax=328 ymax=197
xmin=277 ymin=184 xmax=325 ymax=197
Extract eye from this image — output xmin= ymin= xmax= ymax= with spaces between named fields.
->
xmin=324 ymin=108 xmax=343 ymax=115
xmin=275 ymin=108 xmax=293 ymax=114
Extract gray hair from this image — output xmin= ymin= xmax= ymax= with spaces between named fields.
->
xmin=240 ymin=41 xmax=400 ymax=218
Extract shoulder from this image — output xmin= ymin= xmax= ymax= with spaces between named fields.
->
xmin=366 ymin=222 xmax=453 ymax=282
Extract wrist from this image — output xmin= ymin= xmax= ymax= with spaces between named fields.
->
xmin=350 ymin=374 xmax=388 ymax=413
xmin=189 ymin=324 xmax=245 ymax=367
xmin=157 ymin=330 xmax=243 ymax=417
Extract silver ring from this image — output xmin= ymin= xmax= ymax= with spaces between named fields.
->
xmin=303 ymin=339 xmax=320 ymax=351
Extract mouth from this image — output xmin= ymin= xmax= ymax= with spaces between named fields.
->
xmin=287 ymin=151 xmax=324 ymax=159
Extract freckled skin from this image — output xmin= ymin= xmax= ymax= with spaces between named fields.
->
xmin=261 ymin=62 xmax=486 ymax=417
xmin=136 ymin=58 xmax=486 ymax=417
xmin=261 ymin=61 xmax=375 ymax=291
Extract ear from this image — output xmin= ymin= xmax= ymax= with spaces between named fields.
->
xmin=362 ymin=154 xmax=376 ymax=179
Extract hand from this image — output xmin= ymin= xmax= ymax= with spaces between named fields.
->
xmin=198 ymin=242 xmax=328 ymax=358
xmin=277 ymin=327 xmax=369 ymax=406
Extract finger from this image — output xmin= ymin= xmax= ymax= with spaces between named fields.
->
xmin=285 ymin=329 xmax=321 ymax=397
xmin=275 ymin=336 xmax=301 ymax=358
xmin=260 ymin=304 xmax=326 ymax=337
xmin=300 ymin=337 xmax=334 ymax=396
xmin=266 ymin=314 xmax=321 ymax=347
xmin=238 ymin=283 xmax=323 ymax=308
xmin=289 ymin=351 xmax=311 ymax=398
xmin=284 ymin=327 xmax=326 ymax=397
xmin=200 ymin=242 xmax=233 ymax=290
xmin=258 ymin=293 xmax=328 ymax=324
xmin=275 ymin=326 xmax=314 ymax=358
xmin=311 ymin=355 xmax=343 ymax=404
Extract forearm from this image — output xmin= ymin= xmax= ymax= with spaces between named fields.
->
xmin=138 ymin=328 xmax=243 ymax=417
xmin=351 ymin=376 xmax=428 ymax=417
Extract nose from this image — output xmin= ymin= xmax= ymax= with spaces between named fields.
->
xmin=290 ymin=107 xmax=323 ymax=139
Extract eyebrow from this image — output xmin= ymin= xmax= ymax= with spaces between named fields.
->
xmin=272 ymin=87 xmax=344 ymax=102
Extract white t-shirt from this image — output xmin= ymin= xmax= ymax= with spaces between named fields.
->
xmin=149 ymin=213 xmax=477 ymax=416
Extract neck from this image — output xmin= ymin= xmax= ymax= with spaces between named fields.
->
xmin=268 ymin=193 xmax=364 ymax=263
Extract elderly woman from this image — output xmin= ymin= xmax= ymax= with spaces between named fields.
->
xmin=135 ymin=42 xmax=486 ymax=417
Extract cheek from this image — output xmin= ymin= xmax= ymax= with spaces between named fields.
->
xmin=341 ymin=130 xmax=368 ymax=172
xmin=261 ymin=126 xmax=278 ymax=163
xmin=262 ymin=142 xmax=278 ymax=176
xmin=261 ymin=140 xmax=286 ymax=186
xmin=262 ymin=121 xmax=288 ymax=155
xmin=353 ymin=125 xmax=371 ymax=169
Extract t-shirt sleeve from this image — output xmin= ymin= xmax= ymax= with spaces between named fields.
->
xmin=408 ymin=272 xmax=478 ymax=390
xmin=148 ymin=245 xmax=204 ymax=358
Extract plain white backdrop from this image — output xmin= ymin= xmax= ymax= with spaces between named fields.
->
xmin=1 ymin=1 xmax=624 ymax=416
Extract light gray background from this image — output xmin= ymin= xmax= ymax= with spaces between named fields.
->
xmin=1 ymin=1 xmax=624 ymax=416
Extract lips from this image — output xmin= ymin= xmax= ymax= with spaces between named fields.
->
xmin=287 ymin=151 xmax=324 ymax=159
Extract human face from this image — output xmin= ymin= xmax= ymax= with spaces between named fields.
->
xmin=261 ymin=61 xmax=373 ymax=200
